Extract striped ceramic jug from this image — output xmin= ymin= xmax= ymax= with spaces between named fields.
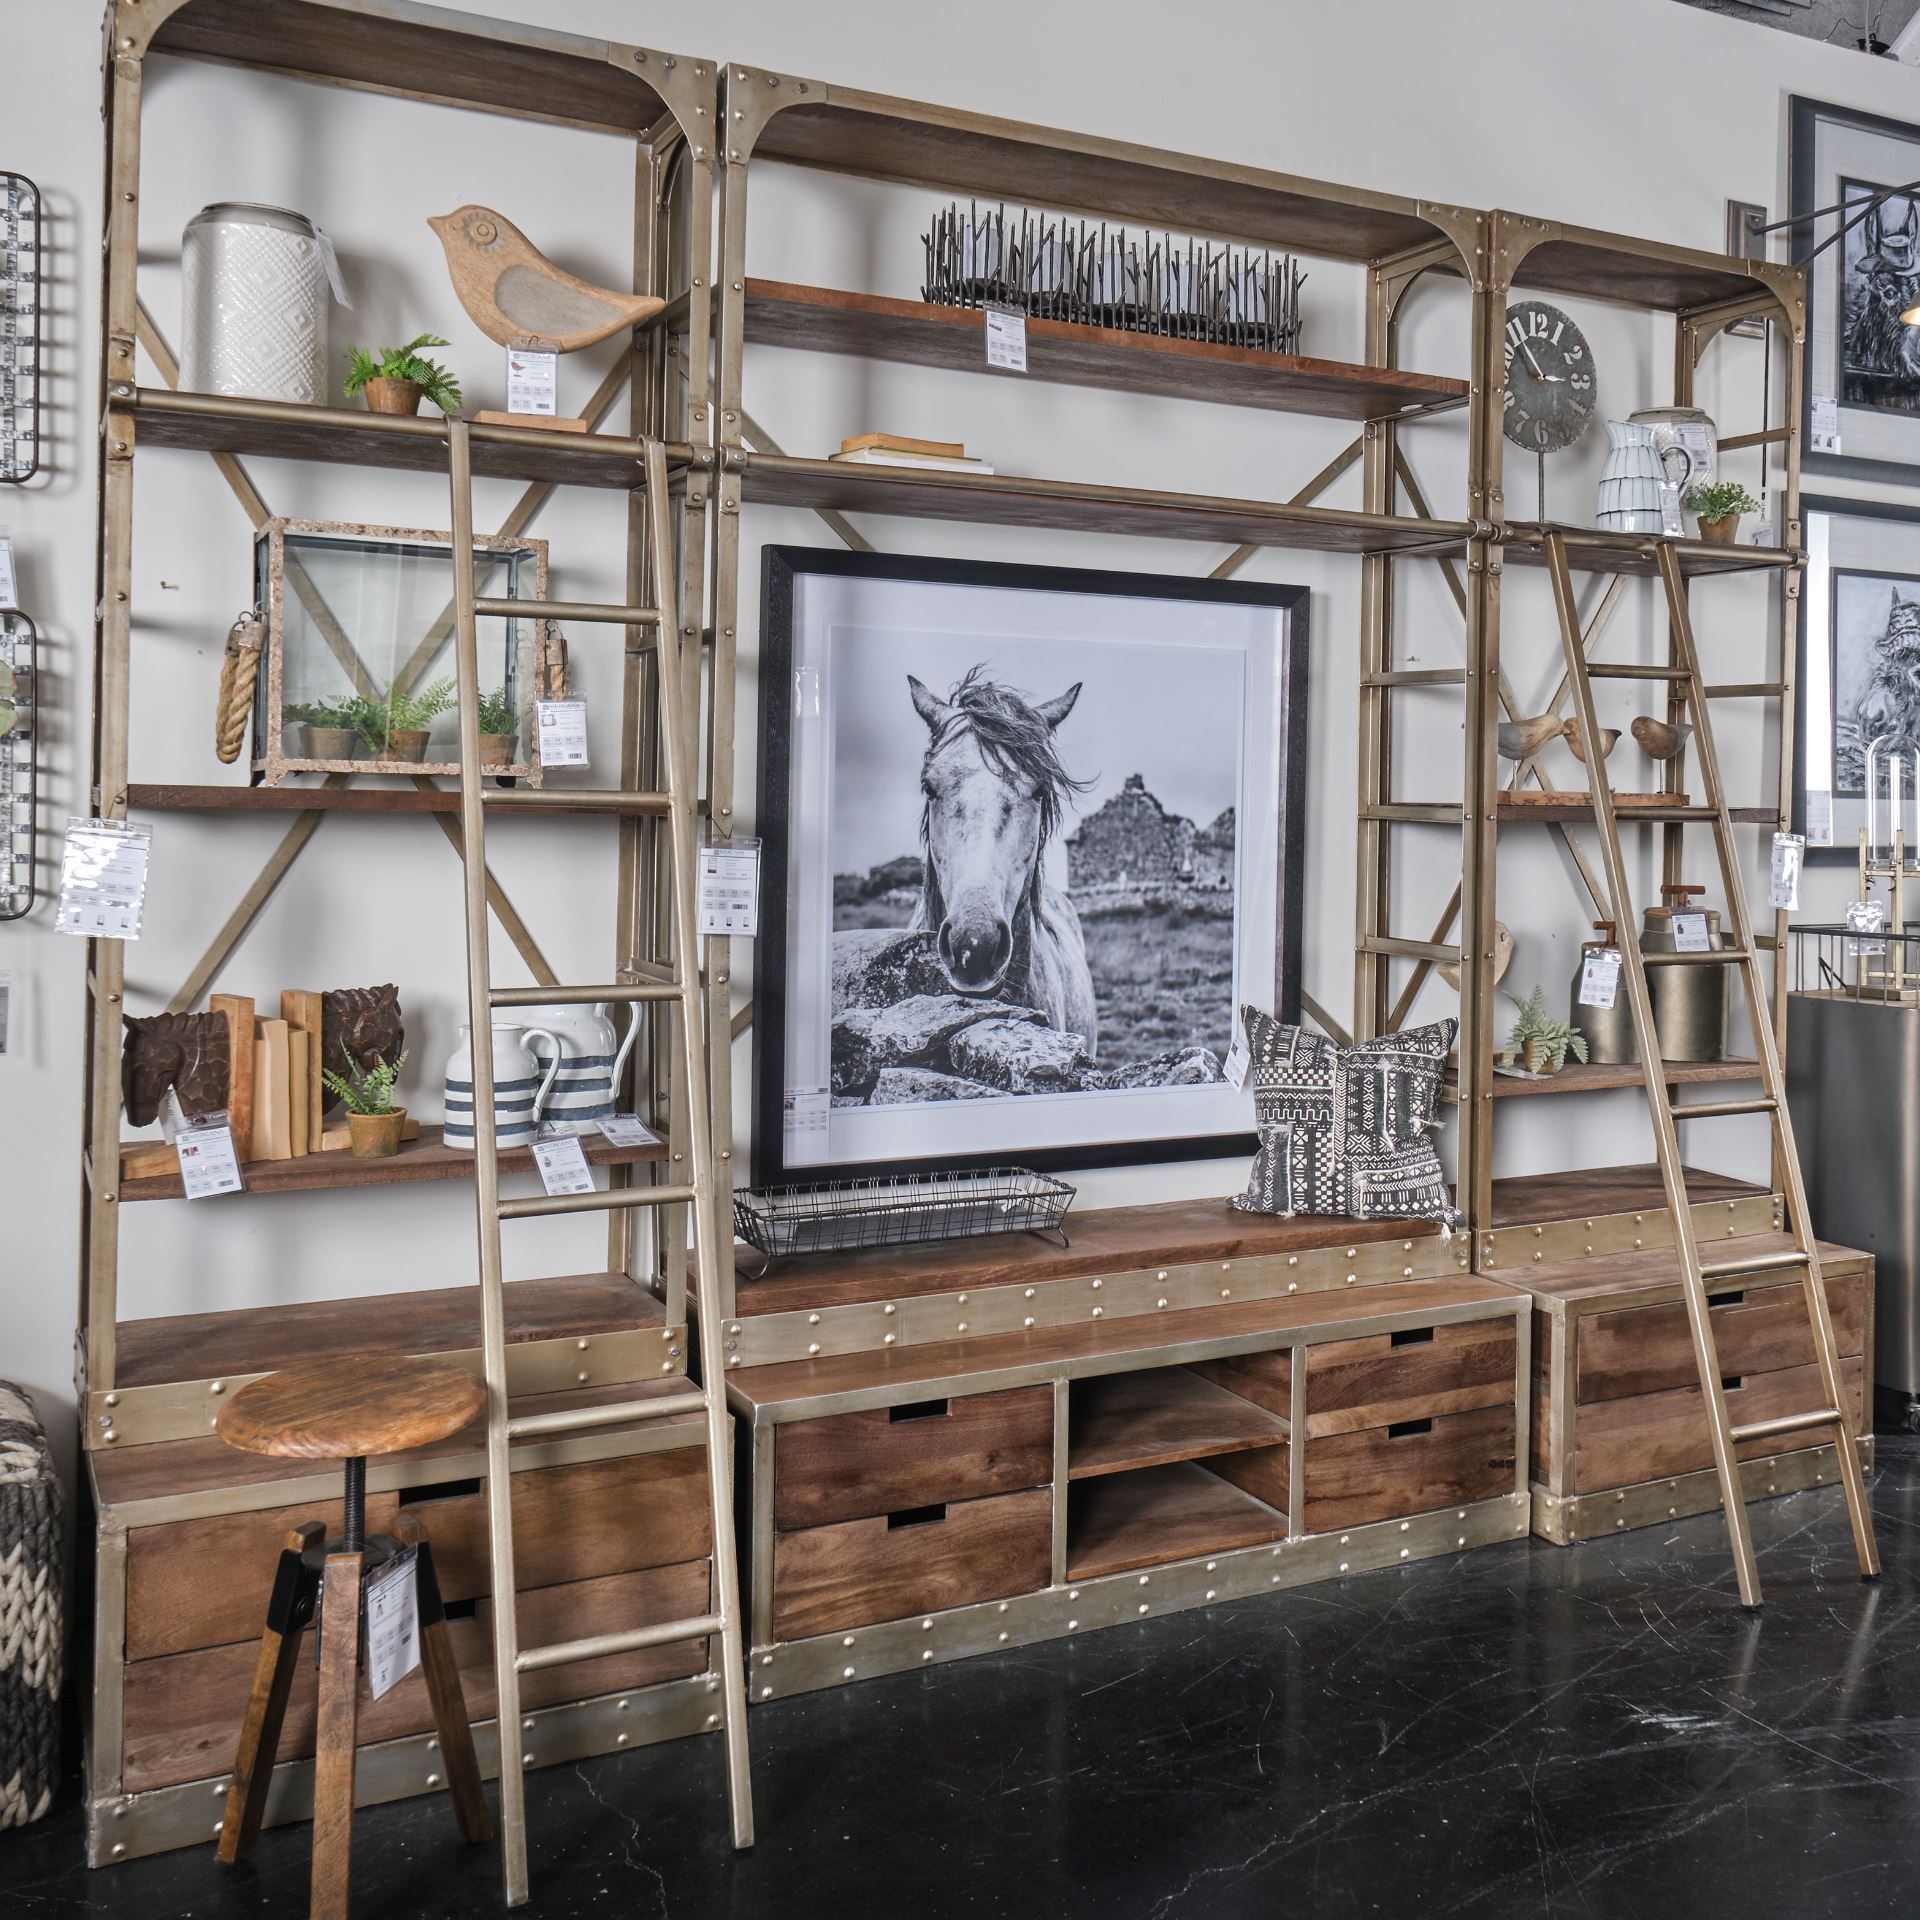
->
xmin=520 ymin=1001 xmax=639 ymax=1134
xmin=443 ymin=1022 xmax=560 ymax=1150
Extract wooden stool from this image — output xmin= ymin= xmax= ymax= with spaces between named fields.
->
xmin=213 ymin=1355 xmax=491 ymax=1919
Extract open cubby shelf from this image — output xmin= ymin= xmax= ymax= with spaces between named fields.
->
xmin=1068 ymin=1367 xmax=1289 ymax=1481
xmin=1066 ymin=1460 xmax=1288 ymax=1581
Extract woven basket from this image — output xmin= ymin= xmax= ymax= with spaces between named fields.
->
xmin=0 ymin=1384 xmax=61 ymax=1830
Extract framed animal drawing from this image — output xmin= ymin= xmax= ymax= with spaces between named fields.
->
xmin=1793 ymin=494 xmax=1920 ymax=860
xmin=1792 ymin=97 xmax=1920 ymax=484
xmin=753 ymin=546 xmax=1308 ymax=1185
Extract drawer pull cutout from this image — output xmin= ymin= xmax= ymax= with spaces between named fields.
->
xmin=1387 ymin=1418 xmax=1433 ymax=1438
xmin=890 ymin=1400 xmax=951 ymax=1424
xmin=1721 ymin=1375 xmax=1743 ymax=1393
xmin=398 ymin=1477 xmax=484 ymax=1507
xmin=1389 ymin=1327 xmax=1435 ymax=1348
xmin=887 ymin=1503 xmax=948 ymax=1530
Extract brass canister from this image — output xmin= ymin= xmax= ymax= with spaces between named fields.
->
xmin=1641 ymin=885 xmax=1726 ymax=1062
xmin=1569 ymin=921 xmax=1636 ymax=1064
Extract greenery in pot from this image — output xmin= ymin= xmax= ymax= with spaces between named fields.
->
xmin=477 ymin=688 xmax=517 ymax=736
xmin=321 ymin=1046 xmax=407 ymax=1116
xmin=1682 ymin=480 xmax=1760 ymax=536
xmin=342 ymin=334 xmax=463 ymax=414
xmin=1506 ymin=986 xmax=1588 ymax=1075
xmin=287 ymin=695 xmax=362 ymax=730
xmin=347 ymin=679 xmax=456 ymax=755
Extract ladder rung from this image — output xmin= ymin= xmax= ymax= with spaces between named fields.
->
xmin=1641 ymin=948 xmax=1755 ymax=966
xmin=1700 ymin=1248 xmax=1810 ymax=1280
xmin=1359 ymin=804 xmax=1463 ymax=825
xmin=506 ymin=1390 xmax=707 ymax=1441
xmin=1728 ymin=1409 xmax=1844 ymax=1446
xmin=491 ymin=982 xmax=682 ymax=1007
xmin=1359 ymin=935 xmax=1461 ymax=962
xmin=515 ymin=1613 xmax=724 ymax=1675
xmin=1705 ymin=682 xmax=1786 ymax=698
xmin=498 ymin=1181 xmax=699 ymax=1222
xmin=1587 ymin=663 xmax=1692 ymax=680
xmin=1673 ymin=1097 xmax=1777 ymax=1119
xmin=482 ymin=787 xmax=671 ymax=813
xmin=1621 ymin=806 xmax=1718 ymax=822
xmin=475 ymin=595 xmax=661 ymax=627
xmin=1361 ymin=669 xmax=1467 ymax=687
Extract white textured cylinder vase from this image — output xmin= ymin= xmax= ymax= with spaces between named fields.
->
xmin=180 ymin=203 xmax=341 ymax=404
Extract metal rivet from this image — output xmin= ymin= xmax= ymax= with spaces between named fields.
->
xmin=998 ymin=1630 xmax=1009 ymax=1642
xmin=884 ymin=1333 xmax=896 ymax=1344
xmin=843 ymin=1636 xmax=855 ymax=1647
xmin=883 ymin=1303 xmax=896 ymax=1315
xmin=1067 ymin=1619 xmax=1078 ymax=1630
xmin=843 ymin=1666 xmax=855 ymax=1678
xmin=957 ymin=1322 xmax=968 ymax=1333
xmin=922 ymin=1650 xmax=933 ymax=1661
xmin=1157 ymin=1269 xmax=1169 ymax=1281
xmin=1339 ymin=1562 xmax=1350 ymax=1572
xmin=1068 ymin=1590 xmax=1080 ymax=1600
xmin=1091 ymin=1278 xmax=1102 ymax=1289
xmin=1205 ymin=1589 xmax=1216 ymax=1600
xmin=761 ymin=1686 xmax=773 ymax=1699
xmin=1288 ymin=1256 xmax=1298 ymax=1267
xmin=807 ymin=1343 xmax=819 ymax=1355
xmin=1023 ymin=1316 xmax=1035 ymax=1328
xmin=1138 ymin=1602 xmax=1150 ymax=1614
xmin=808 ymin=1313 xmax=819 ymax=1325
xmin=1157 ymin=1298 xmax=1168 ymax=1310
xmin=957 ymin=1293 xmax=968 ymax=1304
xmin=1288 ymin=1281 xmax=1298 ymax=1293
xmin=104 ymin=1393 xmax=119 ymax=1408
xmin=1024 ymin=1287 xmax=1036 ymax=1299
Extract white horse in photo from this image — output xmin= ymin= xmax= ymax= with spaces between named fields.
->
xmin=908 ymin=665 xmax=1101 ymax=1056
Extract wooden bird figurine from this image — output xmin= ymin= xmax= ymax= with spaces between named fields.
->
xmin=427 ymin=206 xmax=663 ymax=353
xmin=1631 ymin=715 xmax=1692 ymax=761
xmin=1561 ymin=716 xmax=1620 ymax=764
xmin=1498 ymin=715 xmax=1562 ymax=761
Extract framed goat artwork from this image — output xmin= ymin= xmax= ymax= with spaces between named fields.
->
xmin=752 ymin=546 xmax=1309 ymax=1185
xmin=1792 ymin=97 xmax=1920 ymax=484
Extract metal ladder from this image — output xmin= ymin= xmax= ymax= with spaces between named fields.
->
xmin=445 ymin=424 xmax=752 ymax=1902
xmin=1544 ymin=529 xmax=1879 ymax=1607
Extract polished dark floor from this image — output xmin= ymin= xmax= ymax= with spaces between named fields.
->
xmin=10 ymin=1439 xmax=1920 ymax=1918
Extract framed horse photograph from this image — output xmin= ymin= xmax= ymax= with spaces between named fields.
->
xmin=752 ymin=545 xmax=1309 ymax=1185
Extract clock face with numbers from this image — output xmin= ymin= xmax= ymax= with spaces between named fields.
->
xmin=1502 ymin=300 xmax=1597 ymax=453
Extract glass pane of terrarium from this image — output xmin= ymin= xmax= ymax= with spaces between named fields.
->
xmin=254 ymin=526 xmax=539 ymax=773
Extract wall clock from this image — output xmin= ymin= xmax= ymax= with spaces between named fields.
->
xmin=1502 ymin=298 xmax=1597 ymax=521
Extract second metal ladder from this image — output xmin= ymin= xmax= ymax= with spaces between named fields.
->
xmin=445 ymin=424 xmax=752 ymax=1903
xmin=1545 ymin=529 xmax=1879 ymax=1607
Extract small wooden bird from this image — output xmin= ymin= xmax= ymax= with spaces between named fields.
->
xmin=427 ymin=206 xmax=664 ymax=353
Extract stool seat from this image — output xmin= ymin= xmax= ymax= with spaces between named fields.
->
xmin=218 ymin=1355 xmax=486 ymax=1461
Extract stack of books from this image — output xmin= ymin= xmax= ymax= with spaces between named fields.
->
xmin=829 ymin=433 xmax=993 ymax=475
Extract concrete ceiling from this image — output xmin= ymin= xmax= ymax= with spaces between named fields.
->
xmin=1673 ymin=0 xmax=1920 ymax=52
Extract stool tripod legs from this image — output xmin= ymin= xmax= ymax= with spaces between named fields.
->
xmin=395 ymin=1515 xmax=490 ymax=1844
xmin=311 ymin=1550 xmax=366 ymax=1920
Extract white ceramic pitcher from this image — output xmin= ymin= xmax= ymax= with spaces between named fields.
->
xmin=442 ymin=1022 xmax=560 ymax=1150
xmin=521 ymin=1001 xmax=639 ymax=1134
xmin=1597 ymin=419 xmax=1693 ymax=535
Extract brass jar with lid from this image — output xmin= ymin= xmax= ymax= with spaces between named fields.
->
xmin=1640 ymin=883 xmax=1726 ymax=1062
xmin=1569 ymin=921 xmax=1637 ymax=1065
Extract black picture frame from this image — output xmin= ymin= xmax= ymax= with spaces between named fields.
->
xmin=752 ymin=544 xmax=1310 ymax=1188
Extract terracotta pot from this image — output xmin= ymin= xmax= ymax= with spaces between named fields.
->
xmin=479 ymin=731 xmax=517 ymax=768
xmin=348 ymin=1108 xmax=405 ymax=1158
xmin=302 ymin=725 xmax=359 ymax=761
xmin=387 ymin=728 xmax=432 ymax=762
xmin=362 ymin=377 xmax=424 ymax=416
xmin=1697 ymin=512 xmax=1740 ymax=545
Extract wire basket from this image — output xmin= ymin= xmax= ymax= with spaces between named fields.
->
xmin=734 ymin=1167 xmax=1076 ymax=1266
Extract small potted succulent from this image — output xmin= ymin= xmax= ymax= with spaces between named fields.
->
xmin=321 ymin=1046 xmax=408 ymax=1158
xmin=287 ymin=695 xmax=362 ymax=761
xmin=1506 ymin=986 xmax=1589 ymax=1076
xmin=343 ymin=334 xmax=464 ymax=417
xmin=1683 ymin=480 xmax=1761 ymax=546
xmin=477 ymin=688 xmax=519 ymax=768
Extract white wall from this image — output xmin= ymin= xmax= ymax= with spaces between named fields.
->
xmin=8 ymin=0 xmax=1920 ymax=1510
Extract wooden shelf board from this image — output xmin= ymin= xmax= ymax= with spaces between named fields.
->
xmin=114 ymin=1270 xmax=661 ymax=1392
xmin=1500 ymin=1232 xmax=1865 ymax=1311
xmin=1493 ymin=794 xmax=1777 ymax=825
xmin=1488 ymin=1164 xmax=1767 ymax=1229
xmin=1066 ymin=1459 xmax=1287 ymax=1579
xmin=1502 ymin=523 xmax=1798 ymax=579
xmin=735 ymin=451 xmax=1470 ymax=556
xmin=1488 ymin=1059 xmax=1762 ymax=1100
xmin=1069 ymin=1368 xmax=1289 ymax=1480
xmin=744 ymin=280 xmax=1468 ymax=421
xmin=114 ymin=1123 xmax=665 ymax=1201
xmin=1504 ymin=222 xmax=1781 ymax=316
xmin=124 ymin=782 xmax=641 ymax=817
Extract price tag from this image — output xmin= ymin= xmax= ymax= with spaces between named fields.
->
xmin=1674 ymin=420 xmax=1715 ymax=481
xmin=175 ymin=1115 xmax=244 ymax=1199
xmin=1811 ymin=394 xmax=1841 ymax=455
xmin=55 ymin=818 xmax=151 ymax=940
xmin=1659 ymin=481 xmax=1685 ymax=538
xmin=1223 ymin=1029 xmax=1251 ymax=1090
xmin=1750 ymin=521 xmax=1777 ymax=550
xmin=1846 ymin=897 xmax=1887 ymax=959
xmin=0 ymin=969 xmax=12 ymax=1057
xmin=1577 ymin=948 xmax=1622 ymax=1009
xmin=506 ymin=347 xmax=558 ymax=416
xmin=364 ymin=1548 xmax=421 ymax=1701
xmin=536 ymin=698 xmax=589 ymax=768
xmin=531 ymin=1134 xmax=594 ymax=1195
xmin=984 ymin=306 xmax=1027 ymax=372
xmin=698 ymin=836 xmax=761 ymax=937
xmin=597 ymin=1113 xmax=659 ymax=1147
xmin=782 ymin=1086 xmax=829 ymax=1156
xmin=1769 ymin=832 xmax=1805 ymax=911
xmin=1806 ymin=788 xmax=1834 ymax=847
xmin=1671 ymin=912 xmax=1712 ymax=952
xmin=0 ymin=537 xmax=16 ymax=611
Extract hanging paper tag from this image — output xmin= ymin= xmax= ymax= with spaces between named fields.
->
xmin=1674 ymin=420 xmax=1714 ymax=481
xmin=1769 ymin=832 xmax=1805 ymax=911
xmin=1810 ymin=394 xmax=1841 ymax=455
xmin=1578 ymin=949 xmax=1622 ymax=1009
xmin=55 ymin=817 xmax=151 ymax=940
xmin=698 ymin=836 xmax=761 ymax=937
xmin=984 ymin=306 xmax=1027 ymax=372
xmin=174 ymin=1110 xmax=244 ymax=1199
xmin=1846 ymin=897 xmax=1887 ymax=959
xmin=311 ymin=227 xmax=351 ymax=309
xmin=1671 ymin=912 xmax=1712 ymax=952
xmin=532 ymin=1134 xmax=594 ymax=1196
xmin=1750 ymin=521 xmax=1776 ymax=549
xmin=1659 ymin=481 xmax=1685 ymax=538
xmin=364 ymin=1548 xmax=421 ymax=1701
xmin=0 ymin=537 xmax=16 ymax=611
xmin=1223 ymin=1029 xmax=1251 ymax=1090
xmin=1805 ymin=789 xmax=1833 ymax=847
xmin=782 ymin=1086 xmax=830 ymax=1156
xmin=506 ymin=347 xmax=558 ymax=417
xmin=0 ymin=970 xmax=12 ymax=1057
xmin=535 ymin=698 xmax=589 ymax=768
xmin=597 ymin=1113 xmax=659 ymax=1148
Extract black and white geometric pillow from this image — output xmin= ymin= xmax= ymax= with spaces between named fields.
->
xmin=1231 ymin=1007 xmax=1462 ymax=1231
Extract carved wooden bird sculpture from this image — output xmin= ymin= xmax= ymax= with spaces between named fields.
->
xmin=427 ymin=206 xmax=663 ymax=352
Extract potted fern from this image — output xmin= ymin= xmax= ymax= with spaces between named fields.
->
xmin=1506 ymin=986 xmax=1588 ymax=1076
xmin=287 ymin=694 xmax=362 ymax=761
xmin=322 ymin=1046 xmax=409 ymax=1158
xmin=477 ymin=687 xmax=518 ymax=768
xmin=1683 ymin=479 xmax=1761 ymax=546
xmin=343 ymin=334 xmax=463 ymax=417
xmin=346 ymin=679 xmax=456 ymax=761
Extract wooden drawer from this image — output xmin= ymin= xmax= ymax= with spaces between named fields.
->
xmin=1304 ymin=1319 xmax=1517 ymax=1437
xmin=1575 ymin=1270 xmax=1868 ymax=1402
xmin=125 ymin=1446 xmax=710 ymax=1662
xmin=1572 ymin=1356 xmax=1866 ymax=1493
xmin=122 ymin=1560 xmax=709 ymax=1793
xmin=773 ymin=1386 xmax=1053 ymax=1531
xmin=1303 ymin=1403 xmax=1516 ymax=1532
xmin=771 ymin=1486 xmax=1051 ymax=1640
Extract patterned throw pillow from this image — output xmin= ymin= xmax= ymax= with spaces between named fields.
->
xmin=1232 ymin=1007 xmax=1462 ymax=1231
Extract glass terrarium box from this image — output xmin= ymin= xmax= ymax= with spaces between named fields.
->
xmin=250 ymin=519 xmax=552 ymax=783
